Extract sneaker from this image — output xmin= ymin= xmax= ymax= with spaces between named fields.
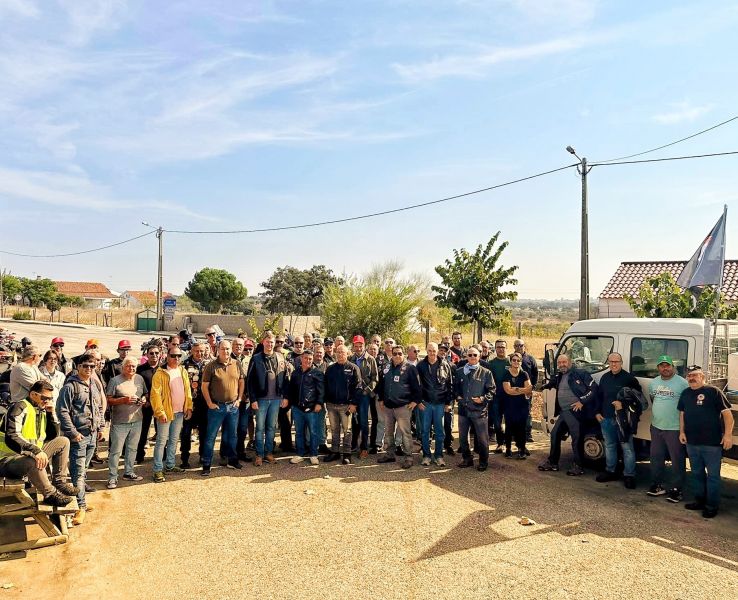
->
xmin=122 ymin=473 xmax=143 ymax=482
xmin=647 ymin=484 xmax=667 ymax=496
xmin=265 ymin=454 xmax=276 ymax=464
xmin=90 ymin=453 xmax=104 ymax=465
xmin=201 ymin=466 xmax=211 ymax=477
xmin=227 ymin=460 xmax=243 ymax=470
xmin=517 ymin=452 xmax=527 ymax=460
xmin=457 ymin=459 xmax=474 ymax=468
xmin=702 ymin=507 xmax=718 ymax=519
xmin=323 ymin=452 xmax=340 ymax=463
xmin=436 ymin=457 xmax=446 ymax=467
xmin=666 ymin=488 xmax=683 ymax=503
xmin=72 ymin=508 xmax=86 ymax=526
xmin=623 ymin=476 xmax=636 ymax=490
xmin=685 ymin=501 xmax=705 ymax=511
xmin=504 ymin=450 xmax=513 ymax=459
xmin=377 ymin=455 xmax=396 ymax=464
xmin=538 ymin=460 xmax=559 ymax=472
xmin=290 ymin=456 xmax=305 ymax=464
xmin=493 ymin=445 xmax=504 ymax=454
xmin=165 ymin=465 xmax=186 ymax=473
xmin=152 ymin=471 xmax=165 ymax=483
xmin=368 ymin=447 xmax=378 ymax=455
xmin=596 ymin=471 xmax=619 ymax=483
xmin=421 ymin=456 xmax=431 ymax=466
xmin=445 ymin=447 xmax=456 ymax=456
xmin=309 ymin=456 xmax=320 ymax=466
xmin=219 ymin=458 xmax=228 ymax=467
xmin=342 ymin=454 xmax=353 ymax=465
xmin=566 ymin=463 xmax=584 ymax=476
xmin=106 ymin=479 xmax=117 ymax=490
xmin=42 ymin=491 xmax=73 ymax=507
xmin=254 ymin=457 xmax=263 ymax=467
xmin=476 ymin=464 xmax=488 ymax=472
xmin=359 ymin=450 xmax=369 ymax=459
xmin=402 ymin=457 xmax=413 ymax=469
xmin=180 ymin=461 xmax=191 ymax=470
xmin=84 ymin=483 xmax=96 ymax=493
xmin=54 ymin=482 xmax=79 ymax=495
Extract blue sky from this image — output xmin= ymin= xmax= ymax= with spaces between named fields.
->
xmin=1 ymin=0 xmax=737 ymax=300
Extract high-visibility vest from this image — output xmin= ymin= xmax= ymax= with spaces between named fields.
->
xmin=0 ymin=399 xmax=46 ymax=458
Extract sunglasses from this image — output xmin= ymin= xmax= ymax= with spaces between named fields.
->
xmin=510 ymin=359 xmax=521 ymax=363
xmin=467 ymin=353 xmax=480 ymax=357
xmin=294 ymin=342 xmax=304 ymax=345
xmin=244 ymin=347 xmax=253 ymax=352
xmin=275 ymin=340 xmax=285 ymax=344
xmin=392 ymin=352 xmax=403 ymax=356
xmin=80 ymin=364 xmax=95 ymax=369
xmin=52 ymin=344 xmax=64 ymax=348
xmin=88 ymin=345 xmax=98 ymax=349
xmin=169 ymin=354 xmax=182 ymax=358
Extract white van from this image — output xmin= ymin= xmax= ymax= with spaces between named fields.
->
xmin=541 ymin=318 xmax=738 ymax=463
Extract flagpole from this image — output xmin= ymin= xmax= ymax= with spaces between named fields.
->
xmin=710 ymin=204 xmax=728 ymax=379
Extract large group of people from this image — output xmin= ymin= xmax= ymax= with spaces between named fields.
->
xmin=0 ymin=328 xmax=734 ymax=527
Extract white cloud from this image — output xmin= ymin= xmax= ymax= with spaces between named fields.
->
xmin=652 ymin=101 xmax=714 ymax=125
xmin=0 ymin=0 xmax=39 ymax=18
xmin=58 ymin=0 xmax=128 ymax=46
xmin=511 ymin=0 xmax=599 ymax=27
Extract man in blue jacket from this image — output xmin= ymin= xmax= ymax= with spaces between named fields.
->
xmin=538 ymin=354 xmax=597 ymax=476
xmin=323 ymin=345 xmax=361 ymax=464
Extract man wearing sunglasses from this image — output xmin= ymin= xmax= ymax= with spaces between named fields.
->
xmin=50 ymin=337 xmax=73 ymax=375
xmin=204 ymin=327 xmax=219 ymax=357
xmin=135 ymin=345 xmax=162 ymax=464
xmin=57 ymin=352 xmax=104 ymax=524
xmin=1 ymin=380 xmax=78 ymax=506
xmin=72 ymin=338 xmax=101 ymax=369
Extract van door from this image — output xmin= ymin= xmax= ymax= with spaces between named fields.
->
xmin=625 ymin=335 xmax=693 ymax=441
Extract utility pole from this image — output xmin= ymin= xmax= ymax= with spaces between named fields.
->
xmin=143 ymin=222 xmax=164 ymax=330
xmin=566 ymin=146 xmax=592 ymax=321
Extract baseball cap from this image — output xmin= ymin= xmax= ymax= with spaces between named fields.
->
xmin=118 ymin=339 xmax=132 ymax=350
xmin=302 ymin=348 xmax=314 ymax=356
xmin=324 ymin=337 xmax=334 ymax=345
xmin=686 ymin=364 xmax=703 ymax=373
xmin=656 ymin=355 xmax=673 ymax=366
xmin=51 ymin=337 xmax=64 ymax=346
xmin=86 ymin=339 xmax=99 ymax=348
xmin=244 ymin=340 xmax=254 ymax=348
xmin=438 ymin=342 xmax=449 ymax=350
xmin=313 ymin=337 xmax=323 ymax=344
xmin=352 ymin=335 xmax=365 ymax=344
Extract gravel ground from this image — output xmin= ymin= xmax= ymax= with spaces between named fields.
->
xmin=2 ymin=323 xmax=738 ymax=599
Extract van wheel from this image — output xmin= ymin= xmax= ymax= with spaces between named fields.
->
xmin=580 ymin=434 xmax=605 ymax=469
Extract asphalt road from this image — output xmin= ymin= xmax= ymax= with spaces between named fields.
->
xmin=2 ymin=322 xmax=737 ymax=599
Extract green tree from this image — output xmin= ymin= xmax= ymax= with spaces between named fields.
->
xmin=19 ymin=277 xmax=57 ymax=307
xmin=0 ymin=273 xmax=22 ymax=303
xmin=433 ymin=232 xmax=519 ymax=342
xmin=321 ymin=261 xmax=427 ymax=344
xmin=261 ymin=265 xmax=341 ymax=315
xmin=184 ymin=268 xmax=247 ymax=313
xmin=625 ymin=272 xmax=738 ymax=318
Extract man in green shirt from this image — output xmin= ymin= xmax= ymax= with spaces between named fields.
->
xmin=647 ymin=355 xmax=688 ymax=502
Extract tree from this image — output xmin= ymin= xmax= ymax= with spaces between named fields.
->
xmin=625 ymin=272 xmax=738 ymax=318
xmin=321 ymin=261 xmax=428 ymax=344
xmin=184 ymin=268 xmax=247 ymax=313
xmin=260 ymin=265 xmax=341 ymax=315
xmin=433 ymin=232 xmax=519 ymax=342
xmin=0 ymin=273 xmax=22 ymax=303
xmin=19 ymin=277 xmax=57 ymax=307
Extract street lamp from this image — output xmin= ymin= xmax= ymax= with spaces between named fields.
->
xmin=566 ymin=146 xmax=592 ymax=320
xmin=142 ymin=222 xmax=164 ymax=330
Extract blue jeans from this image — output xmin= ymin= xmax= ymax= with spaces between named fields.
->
xmin=421 ymin=403 xmax=445 ymax=459
xmin=357 ymin=394 xmax=370 ymax=450
xmin=70 ymin=434 xmax=95 ymax=509
xmin=108 ymin=421 xmax=142 ymax=480
xmin=293 ymin=408 xmax=321 ymax=457
xmin=154 ymin=412 xmax=185 ymax=472
xmin=686 ymin=444 xmax=723 ymax=509
xmin=600 ymin=416 xmax=636 ymax=477
xmin=202 ymin=404 xmax=237 ymax=467
xmin=255 ymin=398 xmax=281 ymax=458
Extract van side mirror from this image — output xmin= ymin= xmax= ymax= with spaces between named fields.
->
xmin=544 ymin=348 xmax=554 ymax=377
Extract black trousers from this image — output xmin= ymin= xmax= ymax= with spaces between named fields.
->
xmin=505 ymin=418 xmax=526 ymax=453
xmin=278 ymin=406 xmax=293 ymax=450
xmin=443 ymin=400 xmax=455 ymax=448
xmin=181 ymin=397 xmax=208 ymax=464
xmin=548 ymin=410 xmax=582 ymax=465
xmin=369 ymin=396 xmax=380 ymax=448
xmin=136 ymin=403 xmax=155 ymax=462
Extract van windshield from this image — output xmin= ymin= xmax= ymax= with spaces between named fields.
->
xmin=556 ymin=335 xmax=614 ymax=375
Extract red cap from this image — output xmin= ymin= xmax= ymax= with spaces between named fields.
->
xmin=352 ymin=335 xmax=365 ymax=344
xmin=51 ymin=337 xmax=64 ymax=345
xmin=244 ymin=340 xmax=255 ymax=348
xmin=118 ymin=339 xmax=132 ymax=349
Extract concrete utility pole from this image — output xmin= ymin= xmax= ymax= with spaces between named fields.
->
xmin=566 ymin=146 xmax=592 ymax=321
xmin=143 ymin=222 xmax=164 ymax=330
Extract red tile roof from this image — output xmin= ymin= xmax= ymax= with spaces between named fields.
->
xmin=54 ymin=281 xmax=116 ymax=299
xmin=123 ymin=290 xmax=173 ymax=304
xmin=600 ymin=261 xmax=738 ymax=300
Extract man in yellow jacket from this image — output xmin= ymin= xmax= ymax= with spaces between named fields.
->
xmin=149 ymin=348 xmax=192 ymax=483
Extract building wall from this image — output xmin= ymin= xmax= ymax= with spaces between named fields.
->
xmin=171 ymin=314 xmax=322 ymax=336
xmin=598 ymin=298 xmax=635 ymax=318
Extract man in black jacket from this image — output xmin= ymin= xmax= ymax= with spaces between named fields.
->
xmin=377 ymin=345 xmax=422 ymax=469
xmin=538 ymin=354 xmax=597 ymax=476
xmin=513 ymin=339 xmax=538 ymax=444
xmin=594 ymin=353 xmax=641 ymax=488
xmin=180 ymin=342 xmax=210 ymax=468
xmin=349 ymin=335 xmax=379 ymax=459
xmin=323 ymin=345 xmax=361 ymax=464
xmin=417 ymin=342 xmax=453 ymax=466
xmin=288 ymin=350 xmax=324 ymax=466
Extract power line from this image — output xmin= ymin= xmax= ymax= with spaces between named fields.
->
xmin=594 ymin=114 xmax=738 ymax=163
xmin=165 ymin=163 xmax=579 ymax=234
xmin=591 ymin=149 xmax=738 ymax=167
xmin=0 ymin=230 xmax=156 ymax=258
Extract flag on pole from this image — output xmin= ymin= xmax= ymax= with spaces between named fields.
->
xmin=676 ymin=208 xmax=727 ymax=291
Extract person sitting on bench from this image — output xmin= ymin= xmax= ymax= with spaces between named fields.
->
xmin=0 ymin=380 xmax=78 ymax=506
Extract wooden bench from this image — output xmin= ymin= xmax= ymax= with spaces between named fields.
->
xmin=0 ymin=478 xmax=77 ymax=560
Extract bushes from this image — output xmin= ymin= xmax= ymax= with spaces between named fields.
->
xmin=11 ymin=310 xmax=32 ymax=320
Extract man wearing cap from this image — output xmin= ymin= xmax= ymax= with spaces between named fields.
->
xmin=102 ymin=339 xmax=132 ymax=384
xmin=10 ymin=344 xmax=43 ymax=402
xmin=135 ymin=344 xmax=162 ymax=464
xmin=50 ymin=337 xmax=73 ymax=375
xmin=647 ymin=355 xmax=689 ymax=502
xmin=200 ymin=340 xmax=242 ymax=475
xmin=349 ymin=335 xmax=379 ymax=459
xmin=235 ymin=338 xmax=256 ymax=461
xmin=323 ymin=338 xmax=336 ymax=364
xmin=288 ymin=350 xmax=324 ymax=465
xmin=72 ymin=339 xmax=101 ymax=368
xmin=247 ymin=332 xmax=292 ymax=466
xmin=323 ymin=345 xmax=362 ymax=464
xmin=594 ymin=352 xmax=642 ymax=489
xmin=678 ymin=365 xmax=734 ymax=518
xmin=437 ymin=343 xmax=457 ymax=455
xmin=513 ymin=339 xmax=538 ymax=444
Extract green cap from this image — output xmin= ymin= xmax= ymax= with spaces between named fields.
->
xmin=656 ymin=355 xmax=673 ymax=366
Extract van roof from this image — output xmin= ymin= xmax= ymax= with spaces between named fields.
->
xmin=568 ymin=318 xmax=709 ymax=336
